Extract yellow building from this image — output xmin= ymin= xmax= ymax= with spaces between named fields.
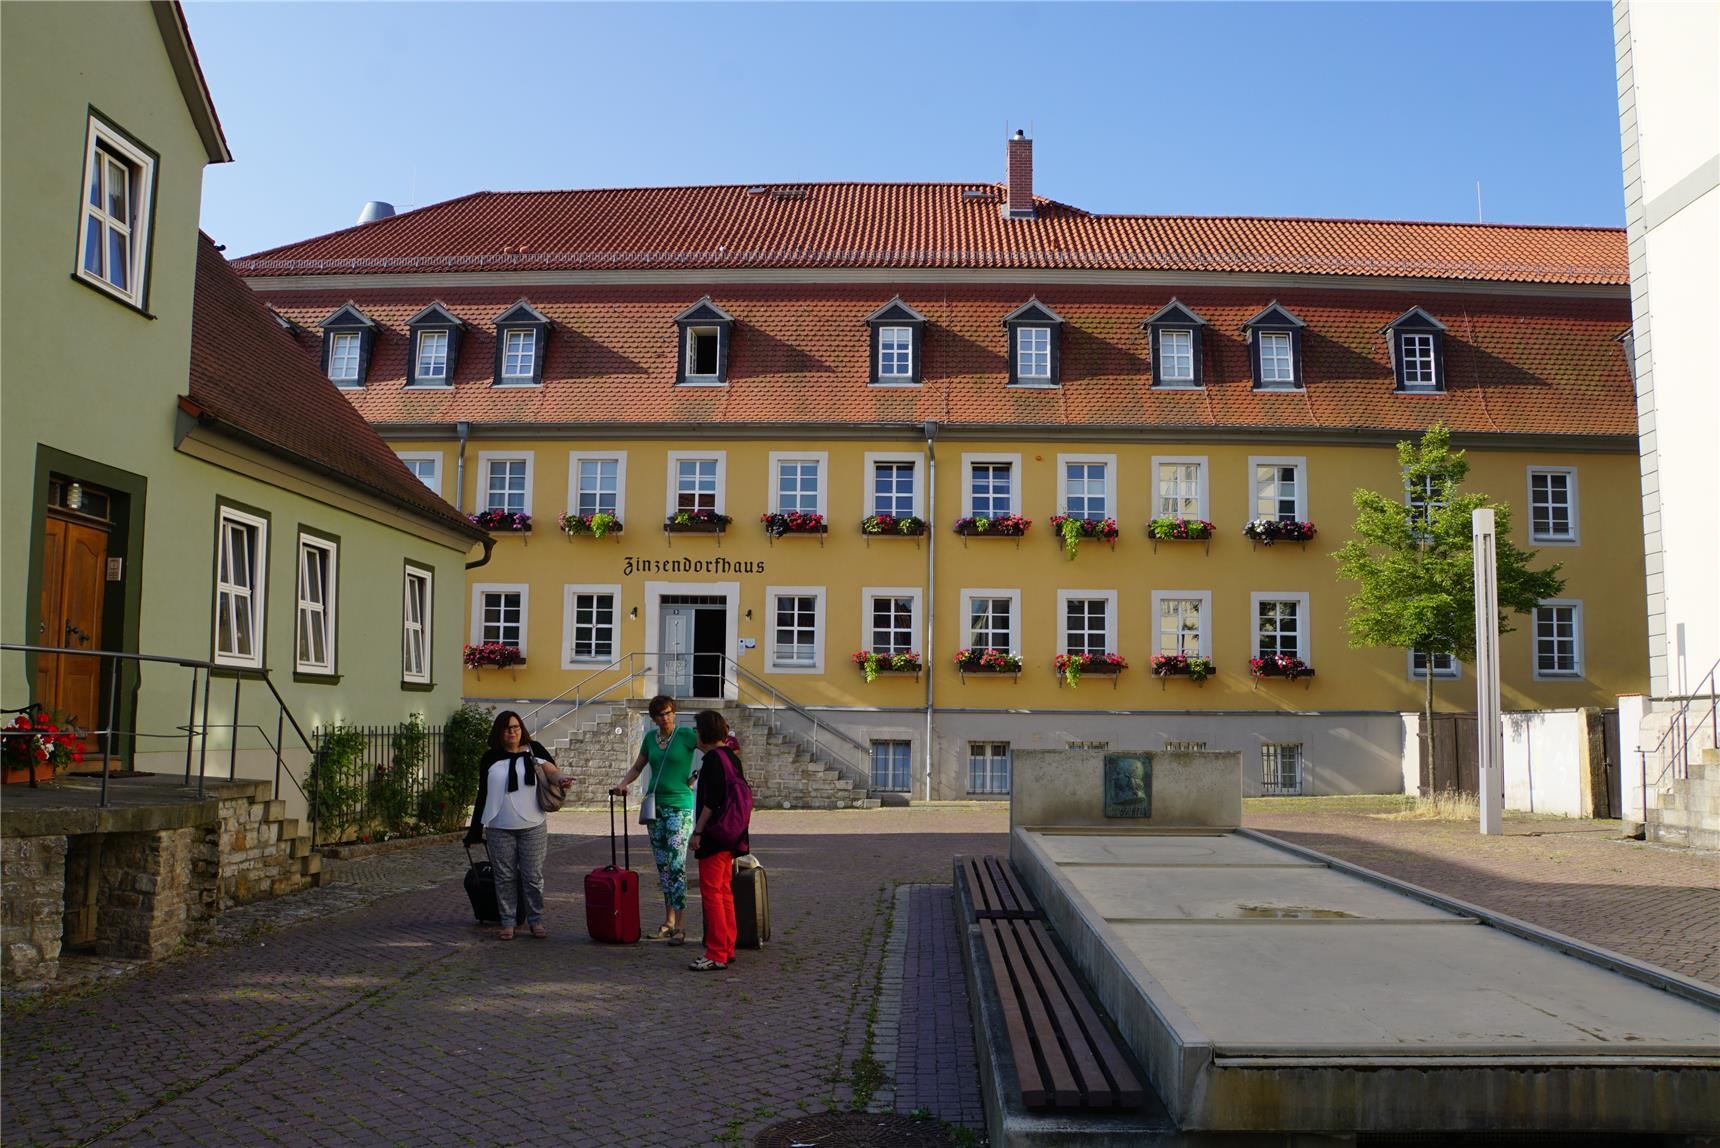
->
xmin=241 ymin=139 xmax=1644 ymax=799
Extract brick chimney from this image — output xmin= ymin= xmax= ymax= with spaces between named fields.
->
xmin=1004 ymin=130 xmax=1034 ymax=220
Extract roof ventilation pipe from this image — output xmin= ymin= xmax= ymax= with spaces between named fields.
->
xmin=356 ymin=201 xmax=396 ymax=225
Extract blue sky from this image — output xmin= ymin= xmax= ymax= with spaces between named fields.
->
xmin=186 ymin=2 xmax=1626 ymax=258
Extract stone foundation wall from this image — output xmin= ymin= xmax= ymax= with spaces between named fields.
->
xmin=97 ymin=828 xmax=196 ymax=961
xmin=217 ymin=793 xmax=305 ymax=906
xmin=1 ymin=835 xmax=69 ymax=983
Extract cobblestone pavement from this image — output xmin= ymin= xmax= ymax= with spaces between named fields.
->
xmin=7 ymin=800 xmax=1716 ymax=1147
xmin=1245 ymin=806 xmax=1720 ymax=987
xmin=2 ymin=804 xmax=1009 ymax=1148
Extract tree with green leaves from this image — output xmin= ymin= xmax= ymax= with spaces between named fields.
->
xmin=1333 ymin=423 xmax=1565 ymax=792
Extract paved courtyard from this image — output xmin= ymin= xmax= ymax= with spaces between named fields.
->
xmin=3 ymin=799 xmax=1714 ymax=1147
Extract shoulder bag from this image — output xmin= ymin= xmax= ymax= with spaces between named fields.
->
xmin=536 ymin=761 xmax=568 ymax=813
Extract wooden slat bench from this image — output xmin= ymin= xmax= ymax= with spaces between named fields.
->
xmin=959 ymin=855 xmax=1147 ymax=1110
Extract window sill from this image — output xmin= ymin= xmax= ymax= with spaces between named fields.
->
xmin=868 ymin=380 xmax=923 ymax=388
xmin=69 ymin=271 xmax=154 ymax=318
xmin=1153 ymin=382 xmax=1202 ymax=391
xmin=293 ymin=671 xmax=342 ymax=685
xmin=493 ymin=380 xmax=542 ymax=388
xmin=401 ymin=680 xmax=436 ymax=692
xmin=1008 ymin=381 xmax=1059 ymax=390
xmin=678 ymin=378 xmax=728 ymax=388
xmin=1252 ymin=384 xmax=1304 ymax=392
xmin=1395 ymin=386 xmax=1444 ymax=395
xmin=406 ymin=381 xmax=454 ymax=389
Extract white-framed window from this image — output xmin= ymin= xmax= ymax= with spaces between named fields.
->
xmin=1410 ymin=650 xmax=1460 ymax=680
xmin=769 ymin=452 xmax=828 ymax=516
xmin=327 ymin=332 xmax=362 ymax=383
xmin=765 ymin=585 xmax=825 ymax=672
xmin=1405 ymin=471 xmax=1450 ymax=531
xmin=402 ymin=565 xmax=432 ymax=684
xmin=563 ymin=584 xmax=620 ymax=666
xmin=1533 ymin=600 xmax=1583 ymax=679
xmin=500 ymin=328 xmax=536 ymax=383
xmin=295 ymin=535 xmax=338 ymax=675
xmin=962 ymin=453 xmax=1022 ymax=518
xmin=1252 ymin=592 xmax=1309 ymax=661
xmin=214 ymin=507 xmax=268 ymax=669
xmin=569 ymin=452 xmax=626 ymax=520
xmin=1151 ymin=590 xmax=1211 ymax=657
xmin=667 ymin=451 xmax=726 ymax=515
xmin=396 ymin=452 xmax=443 ymax=497
xmin=479 ymin=453 xmax=533 ymax=515
xmin=1528 ymin=468 xmax=1579 ymax=544
xmin=1159 ymin=329 xmax=1195 ymax=383
xmin=1261 ymin=744 xmax=1303 ymax=795
xmin=413 ymin=330 xmax=449 ymax=384
xmin=1399 ymin=333 xmax=1437 ymax=389
xmin=1154 ymin=456 xmax=1209 ymax=519
xmin=685 ymin=326 xmax=721 ymax=380
xmin=1016 ymin=327 xmax=1052 ymax=381
xmin=1057 ymin=454 xmax=1116 ymax=520
xmin=878 ymin=326 xmax=914 ymax=379
xmin=872 ymin=740 xmax=913 ymax=792
xmin=1058 ymin=590 xmax=1118 ymax=657
xmin=866 ymin=453 xmax=923 ymax=518
xmin=1258 ymin=332 xmax=1295 ymax=386
xmin=961 ymin=588 xmax=1021 ymax=654
xmin=472 ymin=583 xmax=529 ymax=657
xmin=76 ymin=115 xmax=155 ymax=308
xmin=1251 ymin=456 xmax=1306 ymax=521
xmin=863 ymin=587 xmax=922 ymax=655
xmin=968 ymin=742 xmax=1012 ymax=795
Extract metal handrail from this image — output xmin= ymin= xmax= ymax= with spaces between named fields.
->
xmin=1636 ymin=657 xmax=1719 ymax=822
xmin=516 ymin=649 xmax=872 ymax=792
xmin=2 ymin=642 xmax=315 ymax=819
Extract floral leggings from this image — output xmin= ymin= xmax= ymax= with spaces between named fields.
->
xmin=646 ymin=806 xmax=694 ymax=910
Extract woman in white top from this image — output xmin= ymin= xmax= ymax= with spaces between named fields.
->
xmin=464 ymin=710 xmax=560 ymax=939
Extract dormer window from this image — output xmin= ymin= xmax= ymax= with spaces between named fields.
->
xmin=1003 ymin=298 xmax=1064 ymax=387
xmin=1386 ymin=307 xmax=1448 ymax=392
xmin=406 ymin=302 xmax=464 ymax=387
xmin=492 ymin=300 xmax=550 ymax=387
xmin=866 ymin=297 xmax=926 ymax=386
xmin=1145 ymin=300 xmax=1208 ymax=388
xmin=318 ymin=303 xmax=377 ymax=387
xmin=1243 ymin=302 xmax=1307 ymax=390
xmin=674 ymin=297 xmax=734 ymax=386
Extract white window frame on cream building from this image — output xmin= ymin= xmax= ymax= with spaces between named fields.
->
xmin=1249 ymin=456 xmax=1307 ymax=521
xmin=765 ymin=585 xmax=826 ymax=673
xmin=477 ymin=452 xmax=534 ymax=517
xmin=1251 ymin=591 xmax=1311 ymax=662
xmin=768 ymin=451 xmax=829 ymax=517
xmin=961 ymin=453 xmax=1023 ymax=518
xmin=864 ymin=453 xmax=924 ymax=519
xmin=960 ymin=588 xmax=1022 ymax=655
xmin=471 ymin=583 xmax=530 ymax=659
xmin=861 ymin=586 xmax=922 ymax=655
xmin=1056 ymin=454 xmax=1117 ymax=520
xmin=562 ymin=583 xmax=621 ymax=668
xmin=568 ymin=451 xmax=627 ymax=522
xmin=666 ymin=451 xmax=727 ymax=517
xmin=1057 ymin=589 xmax=1118 ymax=656
xmin=396 ymin=451 xmax=443 ymax=497
xmin=1150 ymin=590 xmax=1211 ymax=658
xmin=1527 ymin=467 xmax=1580 ymax=545
xmin=1153 ymin=455 xmax=1209 ymax=519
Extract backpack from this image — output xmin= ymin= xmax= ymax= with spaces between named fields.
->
xmin=705 ymin=747 xmax=753 ymax=855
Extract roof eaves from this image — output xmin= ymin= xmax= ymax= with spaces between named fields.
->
xmin=152 ymin=2 xmax=231 ymax=164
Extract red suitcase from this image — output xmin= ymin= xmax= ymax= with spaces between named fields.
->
xmin=585 ymin=793 xmax=641 ymax=943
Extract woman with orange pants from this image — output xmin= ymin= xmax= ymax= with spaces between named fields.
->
xmin=687 ymin=709 xmax=751 ymax=971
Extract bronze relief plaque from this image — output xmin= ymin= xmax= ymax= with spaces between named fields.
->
xmin=1104 ymin=753 xmax=1152 ymax=818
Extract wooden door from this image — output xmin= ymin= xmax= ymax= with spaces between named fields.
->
xmin=37 ymin=514 xmax=107 ymax=733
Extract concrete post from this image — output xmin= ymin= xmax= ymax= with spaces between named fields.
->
xmin=1473 ymin=509 xmax=1504 ymax=834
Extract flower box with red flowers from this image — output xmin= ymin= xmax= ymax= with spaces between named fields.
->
xmin=1053 ymin=652 xmax=1128 ymax=688
xmin=952 ymin=647 xmax=1023 ymax=675
xmin=1148 ymin=517 xmax=1217 ymax=541
xmin=953 ymin=515 xmax=1032 ymax=537
xmin=1049 ymin=515 xmax=1119 ymax=559
xmin=3 ymin=709 xmax=88 ymax=782
xmin=1151 ymin=653 xmax=1216 ymax=683
xmin=852 ymin=649 xmax=922 ymax=682
xmin=558 ymin=511 xmax=622 ymax=538
xmin=760 ymin=511 xmax=827 ymax=538
xmin=469 ymin=509 xmax=532 ymax=532
xmin=463 ymin=642 xmax=524 ymax=670
xmin=1248 ymin=654 xmax=1315 ymax=680
xmin=1242 ymin=518 xmax=1317 ymax=545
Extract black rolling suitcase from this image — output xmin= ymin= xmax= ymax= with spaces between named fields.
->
xmin=464 ymin=842 xmax=525 ymax=925
xmin=733 ymin=855 xmax=770 ymax=949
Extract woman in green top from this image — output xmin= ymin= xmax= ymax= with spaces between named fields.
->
xmin=610 ymin=694 xmax=699 ymax=943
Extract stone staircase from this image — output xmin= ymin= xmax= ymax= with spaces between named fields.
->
xmin=215 ymin=779 xmax=324 ymax=903
xmin=544 ymin=701 xmax=880 ymax=810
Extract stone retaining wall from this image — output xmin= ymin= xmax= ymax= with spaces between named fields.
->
xmin=1 ymin=835 xmax=69 ymax=983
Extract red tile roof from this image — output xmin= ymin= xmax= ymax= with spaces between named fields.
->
xmin=258 ymin=283 xmax=1636 ymax=439
xmin=233 ymin=185 xmax=1626 ymax=286
xmin=187 ymin=234 xmax=487 ymax=541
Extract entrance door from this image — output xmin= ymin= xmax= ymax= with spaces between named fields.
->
xmin=38 ymin=513 xmax=108 ymax=731
xmin=660 ymin=606 xmax=696 ymax=697
xmin=659 ymin=597 xmax=729 ymax=699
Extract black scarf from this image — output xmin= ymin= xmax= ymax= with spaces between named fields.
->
xmin=480 ymin=747 xmax=536 ymax=793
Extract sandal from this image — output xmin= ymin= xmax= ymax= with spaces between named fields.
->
xmin=687 ymin=956 xmax=727 ymax=972
xmin=529 ymin=923 xmax=548 ymax=939
xmin=498 ymin=927 xmax=515 ymax=941
xmin=648 ymin=925 xmax=676 ymax=941
xmin=667 ymin=929 xmax=686 ymax=947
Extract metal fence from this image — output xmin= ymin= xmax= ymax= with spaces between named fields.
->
xmin=308 ymin=721 xmax=470 ymax=845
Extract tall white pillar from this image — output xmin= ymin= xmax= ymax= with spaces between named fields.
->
xmin=1473 ymin=509 xmax=1505 ymax=834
